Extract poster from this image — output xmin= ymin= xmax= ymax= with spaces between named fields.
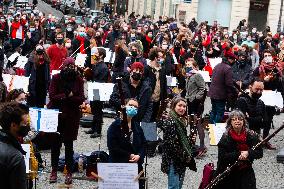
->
xmin=208 ymin=58 xmax=222 ymax=69
xmin=3 ymin=74 xmax=29 ymax=92
xmin=29 ymin=108 xmax=59 ymax=132
xmin=97 ymin=163 xmax=139 ymax=189
xmin=87 ymin=82 xmax=114 ymax=101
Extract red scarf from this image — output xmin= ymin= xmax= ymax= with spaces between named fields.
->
xmin=229 ymin=128 xmax=248 ymax=151
xmin=76 ymin=36 xmax=86 ymax=54
xmin=259 ymin=60 xmax=282 ymax=79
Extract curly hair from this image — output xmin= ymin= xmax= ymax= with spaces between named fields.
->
xmin=6 ymin=89 xmax=25 ymax=102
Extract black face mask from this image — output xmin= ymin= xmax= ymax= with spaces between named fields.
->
xmin=238 ymin=60 xmax=246 ymax=67
xmin=131 ymin=72 xmax=142 ymax=81
xmin=251 ymin=92 xmax=262 ymax=100
xmin=131 ymin=51 xmax=138 ymax=57
xmin=17 ymin=125 xmax=30 ymax=137
xmin=57 ymin=38 xmax=64 ymax=45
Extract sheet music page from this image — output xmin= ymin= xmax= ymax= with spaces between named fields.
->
xmin=39 ymin=109 xmax=59 ymax=132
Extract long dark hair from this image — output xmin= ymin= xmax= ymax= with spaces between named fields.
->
xmin=0 ymin=67 xmax=3 ymax=82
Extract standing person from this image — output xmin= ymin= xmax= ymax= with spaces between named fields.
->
xmin=208 ymin=57 xmax=235 ymax=123
xmin=47 ymin=32 xmax=68 ymax=72
xmin=10 ymin=14 xmax=27 ymax=49
xmin=184 ymin=58 xmax=207 ymax=156
xmin=110 ymin=62 xmax=152 ymax=123
xmin=236 ymin=78 xmax=265 ymax=134
xmin=72 ymin=27 xmax=91 ymax=68
xmin=124 ymin=42 xmax=147 ymax=73
xmin=85 ymin=47 xmax=109 ymax=138
xmin=0 ymin=15 xmax=9 ymax=44
xmin=107 ymin=98 xmax=146 ymax=189
xmin=111 ymin=39 xmax=129 ymax=83
xmin=214 ymin=110 xmax=263 ymax=189
xmin=144 ymin=47 xmax=167 ymax=122
xmin=0 ymin=102 xmax=30 ymax=189
xmin=158 ymin=97 xmax=196 ymax=189
xmin=25 ymin=45 xmax=50 ymax=108
xmin=251 ymin=49 xmax=282 ymax=149
xmin=47 ymin=57 xmax=85 ymax=185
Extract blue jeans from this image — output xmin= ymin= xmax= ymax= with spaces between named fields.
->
xmin=210 ymin=98 xmax=226 ymax=124
xmin=168 ymin=163 xmax=185 ymax=189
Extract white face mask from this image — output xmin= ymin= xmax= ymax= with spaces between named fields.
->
xmin=65 ymin=43 xmax=71 ymax=48
xmin=130 ymin=34 xmax=135 ymax=38
xmin=162 ymin=44 xmax=168 ymax=50
xmin=202 ymin=31 xmax=207 ymax=36
xmin=264 ymin=56 xmax=273 ymax=64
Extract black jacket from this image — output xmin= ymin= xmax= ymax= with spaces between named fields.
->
xmin=109 ymin=77 xmax=152 ymax=122
xmin=143 ymin=65 xmax=167 ymax=101
xmin=0 ymin=130 xmax=27 ymax=189
xmin=236 ymin=95 xmax=266 ymax=132
xmin=107 ymin=119 xmax=146 ymax=165
xmin=231 ymin=61 xmax=251 ymax=89
xmin=112 ymin=47 xmax=128 ymax=73
xmin=215 ymin=129 xmax=263 ymax=189
xmin=92 ymin=61 xmax=109 ymax=83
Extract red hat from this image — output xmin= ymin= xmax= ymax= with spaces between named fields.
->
xmin=224 ymin=51 xmax=237 ymax=60
xmin=130 ymin=62 xmax=144 ymax=72
xmin=61 ymin=57 xmax=75 ymax=69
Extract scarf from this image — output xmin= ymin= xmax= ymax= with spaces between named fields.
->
xmin=76 ymin=36 xmax=86 ymax=54
xmin=228 ymin=128 xmax=248 ymax=151
xmin=169 ymin=110 xmax=192 ymax=159
xmin=259 ymin=60 xmax=282 ymax=79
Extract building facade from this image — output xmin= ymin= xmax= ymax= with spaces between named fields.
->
xmin=126 ymin=0 xmax=284 ymax=33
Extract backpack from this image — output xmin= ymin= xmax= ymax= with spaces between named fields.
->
xmin=86 ymin=151 xmax=109 ymax=178
xmin=199 ymin=163 xmax=215 ymax=189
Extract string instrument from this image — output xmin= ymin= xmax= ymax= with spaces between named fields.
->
xmin=188 ymin=114 xmax=198 ymax=145
xmin=116 ymin=77 xmax=129 ymax=137
xmin=204 ymin=123 xmax=284 ymax=189
xmin=156 ymin=98 xmax=170 ymax=121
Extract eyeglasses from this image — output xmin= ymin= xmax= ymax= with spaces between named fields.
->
xmin=231 ymin=117 xmax=244 ymax=122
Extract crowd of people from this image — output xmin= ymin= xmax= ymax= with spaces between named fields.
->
xmin=0 ymin=2 xmax=283 ymax=189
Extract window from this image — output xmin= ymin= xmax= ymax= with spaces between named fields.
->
xmin=184 ymin=0 xmax=192 ymax=3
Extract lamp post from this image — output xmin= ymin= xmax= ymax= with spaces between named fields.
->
xmin=278 ymin=0 xmax=284 ymax=32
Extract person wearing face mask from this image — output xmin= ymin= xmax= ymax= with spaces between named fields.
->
xmin=47 ymin=57 xmax=85 ymax=185
xmin=21 ymin=23 xmax=41 ymax=56
xmin=251 ymin=49 xmax=283 ymax=150
xmin=157 ymin=97 xmax=197 ymax=189
xmin=124 ymin=42 xmax=147 ymax=73
xmin=110 ymin=62 xmax=152 ymax=123
xmin=47 ymin=32 xmax=68 ymax=72
xmin=231 ymin=51 xmax=251 ymax=92
xmin=161 ymin=40 xmax=175 ymax=75
xmin=0 ymin=16 xmax=8 ymax=43
xmin=85 ymin=48 xmax=109 ymax=138
xmin=144 ymin=47 xmax=167 ymax=122
xmin=236 ymin=78 xmax=266 ymax=134
xmin=72 ymin=27 xmax=91 ymax=68
xmin=65 ymin=23 xmax=74 ymax=40
xmin=64 ymin=38 xmax=73 ymax=55
xmin=10 ymin=14 xmax=27 ymax=50
xmin=104 ymin=22 xmax=121 ymax=51
xmin=25 ymin=45 xmax=50 ymax=108
xmin=141 ymin=30 xmax=154 ymax=58
xmin=107 ymin=98 xmax=146 ymax=189
xmin=241 ymin=34 xmax=255 ymax=48
xmin=0 ymin=102 xmax=31 ymax=189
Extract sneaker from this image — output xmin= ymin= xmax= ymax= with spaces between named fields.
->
xmin=90 ymin=133 xmax=101 ymax=138
xmin=85 ymin=129 xmax=95 ymax=134
xmin=264 ymin=142 xmax=276 ymax=150
xmin=49 ymin=169 xmax=57 ymax=183
xmin=65 ymin=172 xmax=72 ymax=185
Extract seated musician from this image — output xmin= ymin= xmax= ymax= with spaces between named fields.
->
xmin=107 ymin=98 xmax=146 ymax=189
xmin=214 ymin=110 xmax=263 ymax=189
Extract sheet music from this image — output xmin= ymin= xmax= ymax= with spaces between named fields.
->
xmin=198 ymin=70 xmax=211 ymax=82
xmin=12 ymin=75 xmax=29 ymax=92
xmin=29 ymin=108 xmax=39 ymax=131
xmin=8 ymin=52 xmax=20 ymax=62
xmin=21 ymin=144 xmax=30 ymax=173
xmin=208 ymin=123 xmax=227 ymax=145
xmin=87 ymin=82 xmax=114 ymax=101
xmin=260 ymin=90 xmax=283 ymax=108
xmin=98 ymin=163 xmax=139 ymax=189
xmin=2 ymin=74 xmax=12 ymax=87
xmin=208 ymin=58 xmax=222 ymax=69
xmin=75 ymin=53 xmax=87 ymax=67
xmin=14 ymin=56 xmax=28 ymax=68
xmin=166 ymin=76 xmax=177 ymax=86
xmin=104 ymin=48 xmax=115 ymax=63
xmin=39 ymin=109 xmax=59 ymax=132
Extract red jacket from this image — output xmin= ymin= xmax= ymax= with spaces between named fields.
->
xmin=11 ymin=19 xmax=26 ymax=40
xmin=47 ymin=44 xmax=68 ymax=72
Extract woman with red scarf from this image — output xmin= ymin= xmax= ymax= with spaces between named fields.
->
xmin=214 ymin=110 xmax=263 ymax=189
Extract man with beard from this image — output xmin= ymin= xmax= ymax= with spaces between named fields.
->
xmin=0 ymin=102 xmax=30 ymax=189
xmin=110 ymin=62 xmax=152 ymax=123
xmin=48 ymin=57 xmax=85 ymax=185
xmin=237 ymin=78 xmax=266 ymax=134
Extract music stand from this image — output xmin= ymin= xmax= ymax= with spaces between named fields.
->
xmin=140 ymin=122 xmax=158 ymax=189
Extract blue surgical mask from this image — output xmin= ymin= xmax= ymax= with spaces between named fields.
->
xmin=185 ymin=67 xmax=193 ymax=73
xmin=79 ymin=32 xmax=86 ymax=37
xmin=126 ymin=106 xmax=138 ymax=118
xmin=29 ymin=28 xmax=35 ymax=32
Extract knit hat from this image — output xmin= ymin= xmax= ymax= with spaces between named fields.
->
xmin=61 ymin=57 xmax=75 ymax=69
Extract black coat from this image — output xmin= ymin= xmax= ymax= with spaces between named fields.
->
xmin=92 ymin=61 xmax=109 ymax=82
xmin=143 ymin=65 xmax=167 ymax=101
xmin=215 ymin=129 xmax=263 ymax=189
xmin=109 ymin=78 xmax=152 ymax=122
xmin=0 ymin=130 xmax=26 ymax=189
xmin=112 ymin=47 xmax=128 ymax=73
xmin=107 ymin=119 xmax=146 ymax=165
